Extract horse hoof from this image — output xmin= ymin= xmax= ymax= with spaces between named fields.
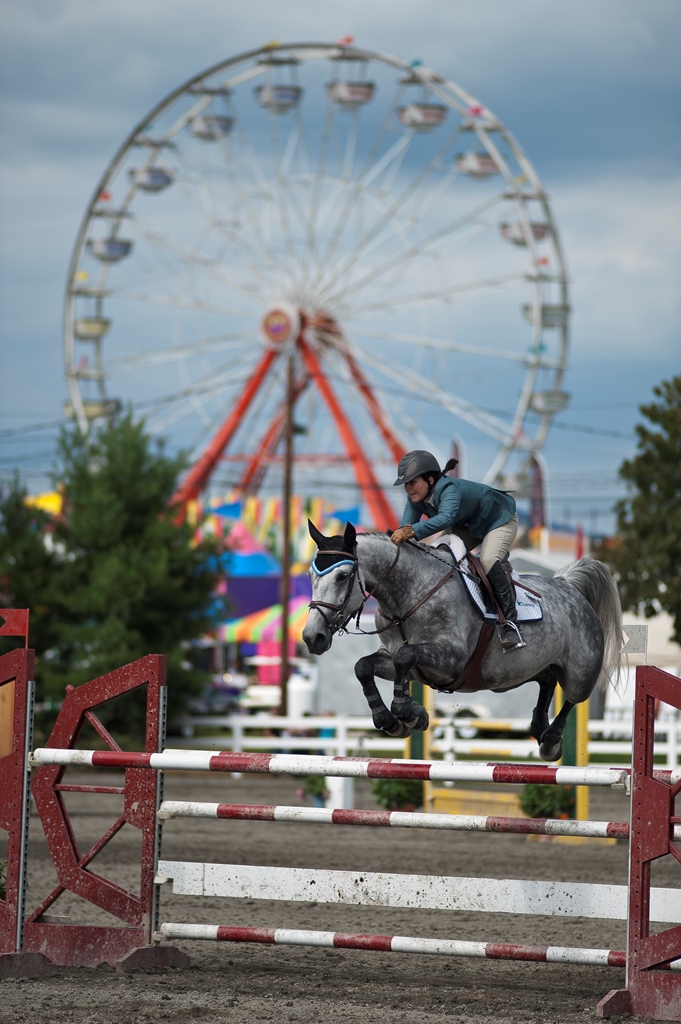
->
xmin=391 ymin=704 xmax=429 ymax=732
xmin=388 ymin=722 xmax=413 ymax=739
xmin=539 ymin=737 xmax=563 ymax=762
xmin=407 ymin=708 xmax=429 ymax=731
xmin=373 ymin=711 xmax=397 ymax=733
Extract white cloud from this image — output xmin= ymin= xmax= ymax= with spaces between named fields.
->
xmin=552 ymin=173 xmax=681 ymax=359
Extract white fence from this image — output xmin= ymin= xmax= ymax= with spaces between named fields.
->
xmin=176 ymin=711 xmax=681 ymax=768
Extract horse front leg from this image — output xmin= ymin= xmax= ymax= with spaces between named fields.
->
xmin=391 ymin=644 xmax=429 ymax=733
xmin=355 ymin=649 xmax=412 ymax=739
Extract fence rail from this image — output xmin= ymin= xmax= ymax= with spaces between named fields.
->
xmin=175 ymin=713 xmax=681 ymax=767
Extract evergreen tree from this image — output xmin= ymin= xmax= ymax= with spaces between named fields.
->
xmin=1 ymin=414 xmax=224 ymax=732
xmin=606 ymin=376 xmax=681 ymax=643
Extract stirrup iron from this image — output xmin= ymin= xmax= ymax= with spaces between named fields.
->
xmin=499 ymin=620 xmax=526 ymax=653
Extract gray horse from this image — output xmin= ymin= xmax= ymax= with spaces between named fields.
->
xmin=302 ymin=521 xmax=623 ymax=761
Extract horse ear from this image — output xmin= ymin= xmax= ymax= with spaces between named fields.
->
xmin=308 ymin=519 xmax=325 ymax=547
xmin=343 ymin=521 xmax=356 ymax=550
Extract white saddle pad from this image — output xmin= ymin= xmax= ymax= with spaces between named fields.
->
xmin=435 ymin=534 xmax=543 ymax=623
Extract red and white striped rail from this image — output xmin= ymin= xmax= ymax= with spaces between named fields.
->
xmin=159 ymin=923 xmax=631 ymax=968
xmin=30 ymin=748 xmax=629 ymax=787
xmin=159 ymin=799 xmax=641 ymax=839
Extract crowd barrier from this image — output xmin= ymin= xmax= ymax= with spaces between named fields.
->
xmin=0 ymin=634 xmax=680 ymax=1019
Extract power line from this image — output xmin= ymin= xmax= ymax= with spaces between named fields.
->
xmin=0 ymin=419 xmax=66 ymax=439
xmin=549 ymin=421 xmax=632 ymax=439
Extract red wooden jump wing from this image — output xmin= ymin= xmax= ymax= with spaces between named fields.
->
xmin=24 ymin=655 xmax=166 ymax=968
xmin=598 ymin=665 xmax=681 ymax=1021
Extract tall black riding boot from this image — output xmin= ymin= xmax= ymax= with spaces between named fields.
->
xmin=486 ymin=560 xmax=526 ymax=653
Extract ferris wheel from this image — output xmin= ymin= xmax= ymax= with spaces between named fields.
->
xmin=64 ymin=40 xmax=570 ymax=529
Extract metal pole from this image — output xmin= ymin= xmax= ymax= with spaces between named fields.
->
xmin=278 ymin=352 xmax=295 ymax=715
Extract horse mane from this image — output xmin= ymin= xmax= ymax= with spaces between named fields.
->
xmin=356 ymin=531 xmax=454 ymax=567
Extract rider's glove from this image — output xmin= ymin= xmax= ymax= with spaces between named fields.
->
xmin=391 ymin=524 xmax=415 ymax=545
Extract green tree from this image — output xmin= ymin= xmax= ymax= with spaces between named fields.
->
xmin=0 ymin=414 xmax=225 ymax=733
xmin=606 ymin=376 xmax=681 ymax=643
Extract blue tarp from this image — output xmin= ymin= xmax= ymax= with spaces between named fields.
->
xmin=219 ymin=550 xmax=281 ymax=577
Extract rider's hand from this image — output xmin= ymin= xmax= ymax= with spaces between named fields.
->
xmin=391 ymin=524 xmax=415 ymax=545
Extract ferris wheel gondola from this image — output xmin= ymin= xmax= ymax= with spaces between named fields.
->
xmin=64 ymin=41 xmax=570 ymax=527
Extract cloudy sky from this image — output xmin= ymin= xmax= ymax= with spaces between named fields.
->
xmin=1 ymin=0 xmax=679 ymax=532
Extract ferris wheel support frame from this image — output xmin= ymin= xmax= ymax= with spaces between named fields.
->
xmin=298 ymin=335 xmax=395 ymax=530
xmin=237 ymin=372 xmax=311 ymax=498
xmin=341 ymin=348 xmax=405 ymax=464
xmin=171 ymin=347 xmax=280 ymax=515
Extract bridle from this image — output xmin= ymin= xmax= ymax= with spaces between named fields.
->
xmin=307 ymin=547 xmax=365 ymax=634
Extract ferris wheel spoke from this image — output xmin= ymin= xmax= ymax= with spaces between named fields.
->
xmin=131 ymin=194 xmax=272 ymax=288
xmin=322 ymin=191 xmax=506 ymax=307
xmin=352 ymin=347 xmax=512 ymax=445
xmin=345 ymin=270 xmax=526 ymax=317
xmin=169 ymin=151 xmax=281 ymax=284
xmin=265 ymin=107 xmax=300 ymax=273
xmin=143 ymin=360 xmax=262 ymax=435
xmin=353 ymin=326 xmax=558 ymax=368
xmin=311 ymin=134 xmax=413 ymax=290
xmin=122 ymin=218 xmax=269 ymax=302
xmin=315 ymin=80 xmax=407 ymax=278
xmin=111 ymin=289 xmax=256 ymax=319
xmin=106 ymin=332 xmax=256 ymax=373
xmin=302 ymin=93 xmax=336 ymax=275
xmin=322 ymin=125 xmax=463 ymax=290
xmin=309 ymin=113 xmax=361 ymax=249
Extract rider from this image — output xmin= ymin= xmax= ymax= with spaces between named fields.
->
xmin=391 ymin=450 xmax=525 ymax=652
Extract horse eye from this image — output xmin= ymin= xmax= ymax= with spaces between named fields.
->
xmin=336 ymin=572 xmax=348 ymax=581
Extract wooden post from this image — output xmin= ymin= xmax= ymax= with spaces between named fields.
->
xmin=556 ymin=690 xmax=589 ymax=821
xmin=0 ymin=679 xmax=14 ymax=757
xmin=278 ymin=354 xmax=295 ymax=716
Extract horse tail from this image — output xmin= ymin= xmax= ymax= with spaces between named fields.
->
xmin=555 ymin=556 xmax=624 ymax=688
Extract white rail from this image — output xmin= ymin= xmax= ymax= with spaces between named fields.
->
xmin=174 ymin=713 xmax=681 ymax=767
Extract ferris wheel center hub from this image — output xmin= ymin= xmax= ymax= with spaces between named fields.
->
xmin=261 ymin=304 xmax=300 ymax=347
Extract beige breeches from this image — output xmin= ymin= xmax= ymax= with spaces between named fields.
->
xmin=479 ymin=513 xmax=519 ymax=572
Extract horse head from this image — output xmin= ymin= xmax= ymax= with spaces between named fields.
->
xmin=302 ymin=519 xmax=364 ymax=655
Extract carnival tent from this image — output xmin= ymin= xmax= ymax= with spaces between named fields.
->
xmin=217 ymin=595 xmax=310 ymax=644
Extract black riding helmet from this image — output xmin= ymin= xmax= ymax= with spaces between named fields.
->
xmin=393 ymin=450 xmax=441 ymax=487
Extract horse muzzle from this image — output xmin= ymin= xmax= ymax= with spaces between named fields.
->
xmin=302 ymin=621 xmax=333 ymax=655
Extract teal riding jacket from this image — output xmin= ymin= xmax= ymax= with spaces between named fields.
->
xmin=399 ymin=476 xmax=516 ymax=542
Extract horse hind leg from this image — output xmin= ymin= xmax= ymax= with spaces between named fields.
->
xmin=530 ymin=670 xmax=573 ymax=762
xmin=530 ymin=671 xmax=556 ymax=745
xmin=355 ymin=650 xmax=412 ymax=739
xmin=539 ymin=697 xmax=574 ymax=762
xmin=390 ymin=644 xmax=429 ymax=732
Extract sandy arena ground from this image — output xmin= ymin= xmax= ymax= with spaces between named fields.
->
xmin=1 ymin=769 xmax=675 ymax=1024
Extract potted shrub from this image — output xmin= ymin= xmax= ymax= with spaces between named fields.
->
xmin=371 ymin=778 xmax=423 ymax=812
xmin=299 ymin=775 xmax=330 ymax=807
xmin=519 ymin=783 xmax=575 ymax=819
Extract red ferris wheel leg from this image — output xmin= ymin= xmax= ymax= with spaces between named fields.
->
xmin=171 ymin=348 xmax=279 ymax=518
xmin=237 ymin=374 xmax=310 ymax=498
xmin=341 ymin=348 xmax=405 ymax=463
xmin=298 ymin=337 xmax=395 ymax=531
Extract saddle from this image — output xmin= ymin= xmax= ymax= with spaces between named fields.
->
xmin=433 ymin=542 xmax=541 ymax=694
